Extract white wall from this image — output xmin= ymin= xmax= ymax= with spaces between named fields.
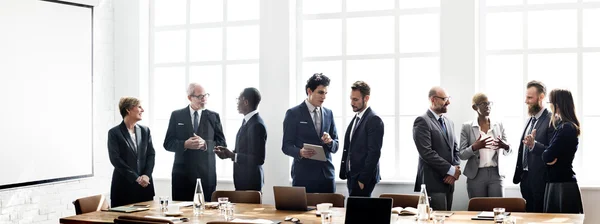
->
xmin=0 ymin=0 xmax=115 ymax=223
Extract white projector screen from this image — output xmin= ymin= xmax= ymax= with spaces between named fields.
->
xmin=0 ymin=0 xmax=93 ymax=189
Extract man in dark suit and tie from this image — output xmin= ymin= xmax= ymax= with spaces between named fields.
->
xmin=164 ymin=83 xmax=227 ymax=202
xmin=282 ymin=73 xmax=339 ymax=193
xmin=513 ymin=80 xmax=555 ymax=212
xmin=215 ymin=87 xmax=267 ymax=191
xmin=339 ymin=81 xmax=384 ymax=197
xmin=413 ymin=86 xmax=461 ymax=211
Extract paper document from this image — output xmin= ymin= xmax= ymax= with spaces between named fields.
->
xmin=303 ymin=143 xmax=326 ymax=161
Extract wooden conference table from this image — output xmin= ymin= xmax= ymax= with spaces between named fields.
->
xmin=60 ymin=200 xmax=584 ymax=224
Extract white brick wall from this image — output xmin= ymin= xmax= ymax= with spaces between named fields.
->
xmin=0 ymin=0 xmax=114 ymax=223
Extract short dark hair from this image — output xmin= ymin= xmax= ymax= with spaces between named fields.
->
xmin=527 ymin=80 xmax=546 ymax=95
xmin=305 ymin=73 xmax=330 ymax=95
xmin=241 ymin=87 xmax=261 ymax=110
xmin=351 ymin=81 xmax=370 ymax=97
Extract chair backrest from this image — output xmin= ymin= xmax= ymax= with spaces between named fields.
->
xmin=72 ymin=194 xmax=109 ymax=215
xmin=306 ymin=193 xmax=345 ymax=207
xmin=114 ymin=215 xmax=174 ymax=224
xmin=211 ymin=190 xmax=262 ymax=204
xmin=468 ymin=197 xmax=526 ymax=212
xmin=379 ymin=193 xmax=420 ymax=208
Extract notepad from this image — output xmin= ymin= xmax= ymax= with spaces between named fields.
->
xmin=108 ymin=206 xmax=149 ymax=213
xmin=391 ymin=207 xmax=418 ymax=216
xmin=303 ymin=143 xmax=326 ymax=161
xmin=471 ymin=211 xmax=511 ymax=220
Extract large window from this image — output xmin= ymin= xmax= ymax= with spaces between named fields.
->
xmin=295 ymin=0 xmax=441 ymax=182
xmin=480 ymin=0 xmax=600 ymax=184
xmin=150 ymin=0 xmax=260 ymax=180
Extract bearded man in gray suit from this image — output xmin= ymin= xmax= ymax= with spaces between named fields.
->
xmin=413 ymin=86 xmax=461 ymax=211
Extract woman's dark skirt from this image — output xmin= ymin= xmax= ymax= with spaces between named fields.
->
xmin=543 ymin=182 xmax=584 ymax=214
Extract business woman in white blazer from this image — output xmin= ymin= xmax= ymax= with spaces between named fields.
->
xmin=459 ymin=93 xmax=512 ymax=199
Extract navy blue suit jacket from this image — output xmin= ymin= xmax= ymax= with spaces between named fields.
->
xmin=233 ymin=113 xmax=267 ymax=191
xmin=542 ymin=121 xmax=578 ymax=183
xmin=282 ymin=102 xmax=339 ymax=192
xmin=339 ymin=107 xmax=384 ymax=185
xmin=513 ymin=108 xmax=555 ymax=184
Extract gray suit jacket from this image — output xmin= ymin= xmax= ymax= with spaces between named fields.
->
xmin=458 ymin=120 xmax=512 ymax=180
xmin=413 ymin=110 xmax=460 ymax=193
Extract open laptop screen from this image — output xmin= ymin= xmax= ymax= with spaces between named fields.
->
xmin=344 ymin=197 xmax=392 ymax=224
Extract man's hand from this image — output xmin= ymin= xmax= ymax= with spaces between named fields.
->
xmin=523 ymin=129 xmax=536 ymax=149
xmin=321 ymin=132 xmax=333 ymax=145
xmin=453 ymin=165 xmax=461 ymax=180
xmin=547 ymin=158 xmax=558 ymax=165
xmin=443 ymin=175 xmax=456 ymax=185
xmin=472 ymin=135 xmax=493 ymax=151
xmin=493 ymin=136 xmax=509 ymax=150
xmin=184 ymin=134 xmax=205 ymax=150
xmin=299 ymin=148 xmax=316 ymax=158
xmin=214 ymin=147 xmax=228 ymax=159
xmin=358 ymin=181 xmax=364 ymax=190
xmin=215 ymin=146 xmax=235 ymax=159
xmin=137 ymin=175 xmax=150 ymax=188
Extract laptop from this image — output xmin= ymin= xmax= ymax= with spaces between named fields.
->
xmin=344 ymin=197 xmax=392 ymax=224
xmin=273 ymin=186 xmax=315 ymax=211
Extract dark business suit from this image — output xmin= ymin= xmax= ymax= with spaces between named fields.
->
xmin=233 ymin=113 xmax=267 ymax=191
xmin=513 ymin=108 xmax=554 ymax=212
xmin=413 ymin=110 xmax=460 ymax=211
xmin=339 ymin=107 xmax=384 ymax=197
xmin=107 ymin=122 xmax=155 ymax=207
xmin=164 ymin=106 xmax=227 ymax=202
xmin=282 ymin=102 xmax=339 ymax=193
xmin=542 ymin=121 xmax=583 ymax=213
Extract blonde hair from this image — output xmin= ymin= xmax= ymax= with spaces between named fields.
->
xmin=118 ymin=97 xmax=140 ymax=119
xmin=472 ymin=93 xmax=488 ymax=106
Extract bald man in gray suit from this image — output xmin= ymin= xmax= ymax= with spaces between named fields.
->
xmin=413 ymin=87 xmax=461 ymax=211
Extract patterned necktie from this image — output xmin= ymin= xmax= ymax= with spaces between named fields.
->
xmin=523 ymin=117 xmax=537 ymax=169
xmin=193 ymin=111 xmax=199 ymax=133
xmin=313 ymin=108 xmax=321 ymax=135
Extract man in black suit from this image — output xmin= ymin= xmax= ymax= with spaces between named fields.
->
xmin=513 ymin=80 xmax=555 ymax=212
xmin=215 ymin=87 xmax=267 ymax=191
xmin=413 ymin=87 xmax=461 ymax=211
xmin=164 ymin=83 xmax=227 ymax=202
xmin=339 ymin=81 xmax=384 ymax=197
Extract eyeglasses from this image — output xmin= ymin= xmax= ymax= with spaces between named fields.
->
xmin=284 ymin=216 xmax=300 ymax=223
xmin=476 ymin=101 xmax=493 ymax=107
xmin=191 ymin=93 xmax=210 ymax=100
xmin=433 ymin=96 xmax=451 ymax=102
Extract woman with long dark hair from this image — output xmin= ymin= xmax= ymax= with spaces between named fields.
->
xmin=534 ymin=89 xmax=583 ymax=213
